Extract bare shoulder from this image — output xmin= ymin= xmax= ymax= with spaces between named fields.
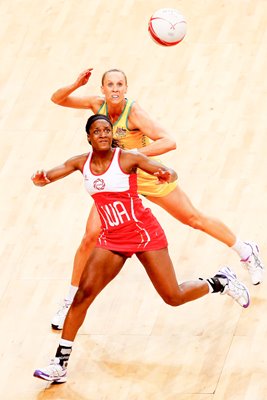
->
xmin=127 ymin=101 xmax=152 ymax=130
xmin=122 ymin=148 xmax=148 ymax=164
xmin=121 ymin=149 xmax=144 ymax=158
xmin=67 ymin=153 xmax=89 ymax=170
xmin=129 ymin=100 xmax=147 ymax=119
xmin=119 ymin=149 xmax=142 ymax=171
xmin=77 ymin=95 xmax=104 ymax=112
xmin=91 ymin=96 xmax=105 ymax=113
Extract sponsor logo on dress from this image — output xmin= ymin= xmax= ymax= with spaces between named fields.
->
xmin=114 ymin=127 xmax=127 ymax=138
xmin=93 ymin=178 xmax=105 ymax=191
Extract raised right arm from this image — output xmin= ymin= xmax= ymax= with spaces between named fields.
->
xmin=51 ymin=68 xmax=103 ymax=111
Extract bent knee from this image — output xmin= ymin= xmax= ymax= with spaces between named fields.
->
xmin=162 ymin=293 xmax=184 ymax=307
xmin=72 ymin=286 xmax=95 ymax=306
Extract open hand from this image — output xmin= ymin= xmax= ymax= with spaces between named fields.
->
xmin=31 ymin=170 xmax=51 ymax=186
xmin=75 ymin=68 xmax=93 ymax=87
xmin=154 ymin=168 xmax=172 ymax=184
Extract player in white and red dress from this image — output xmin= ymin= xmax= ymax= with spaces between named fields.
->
xmin=84 ymin=146 xmax=167 ymax=255
xmin=32 ymin=114 xmax=250 ymax=383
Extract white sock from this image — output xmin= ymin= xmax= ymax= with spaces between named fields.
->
xmin=59 ymin=338 xmax=74 ymax=347
xmin=231 ymin=238 xmax=252 ymax=260
xmin=65 ymin=285 xmax=78 ymax=304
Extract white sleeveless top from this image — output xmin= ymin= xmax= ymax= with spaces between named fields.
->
xmin=83 ymin=148 xmax=131 ymax=195
xmin=82 ymin=147 xmax=167 ymax=252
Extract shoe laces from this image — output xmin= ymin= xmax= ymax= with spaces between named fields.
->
xmin=227 ymin=279 xmax=245 ymax=299
xmin=217 ymin=269 xmax=243 ymax=298
xmin=242 ymin=243 xmax=262 ymax=270
xmin=43 ymin=359 xmax=64 ymax=376
xmin=247 ymin=252 xmax=263 ymax=271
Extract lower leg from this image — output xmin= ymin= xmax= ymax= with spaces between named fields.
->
xmin=137 ymin=249 xmax=249 ymax=308
xmin=51 ymin=292 xmax=99 ymax=370
xmin=70 ymin=235 xmax=97 ymax=287
xmin=137 ymin=250 xmax=209 ymax=306
xmin=63 ymin=249 xmax=127 ymax=342
xmin=176 ymin=280 xmax=209 ymax=305
xmin=60 ymin=244 xmax=92 ymax=306
xmin=62 ymin=289 xmax=96 ymax=342
xmin=54 ymin=250 xmax=127 ymax=370
xmin=147 ymin=190 xmax=236 ymax=247
xmin=147 ymin=189 xmax=260 ymax=262
xmin=148 ymin=188 xmax=264 ymax=284
xmin=189 ymin=214 xmax=236 ymax=247
xmin=67 ymin=204 xmax=101 ymax=300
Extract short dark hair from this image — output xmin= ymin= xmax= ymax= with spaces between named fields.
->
xmin=85 ymin=114 xmax=113 ymax=134
xmin=101 ymin=69 xmax=127 ymax=85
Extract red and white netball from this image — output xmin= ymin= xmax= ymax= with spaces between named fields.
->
xmin=148 ymin=8 xmax=186 ymax=47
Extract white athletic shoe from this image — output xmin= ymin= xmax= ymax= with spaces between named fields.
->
xmin=215 ymin=266 xmax=250 ymax=308
xmin=51 ymin=300 xmax=71 ymax=330
xmin=241 ymin=242 xmax=264 ymax=285
xmin=33 ymin=358 xmax=67 ymax=383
